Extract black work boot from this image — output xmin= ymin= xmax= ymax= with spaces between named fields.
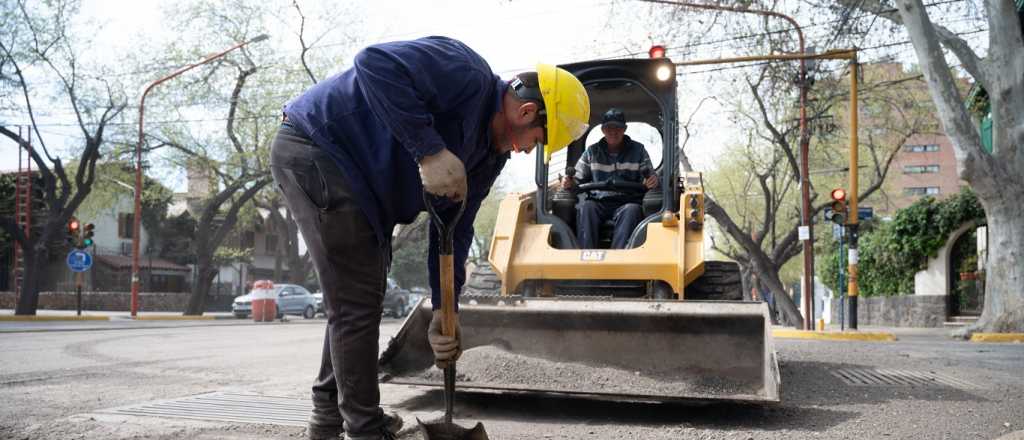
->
xmin=306 ymin=403 xmax=344 ymax=440
xmin=345 ymin=412 xmax=404 ymax=440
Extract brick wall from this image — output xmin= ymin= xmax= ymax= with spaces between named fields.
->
xmin=831 ymin=295 xmax=948 ymax=327
xmin=0 ymin=291 xmax=235 ymax=312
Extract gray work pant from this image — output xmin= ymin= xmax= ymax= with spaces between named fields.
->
xmin=576 ymin=199 xmax=643 ymax=249
xmin=270 ymin=123 xmax=390 ymax=437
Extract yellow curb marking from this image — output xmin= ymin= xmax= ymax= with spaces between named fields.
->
xmin=971 ymin=333 xmax=1024 ymax=343
xmin=0 ymin=315 xmax=110 ymax=321
xmin=772 ymin=329 xmax=897 ymax=341
xmin=132 ymin=315 xmax=216 ymax=320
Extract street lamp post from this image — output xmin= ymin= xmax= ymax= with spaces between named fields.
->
xmin=131 ymin=34 xmax=269 ymax=317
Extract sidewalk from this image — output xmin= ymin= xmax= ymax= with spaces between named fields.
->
xmin=0 ymin=309 xmax=325 ymax=333
xmin=0 ymin=309 xmax=236 ymax=321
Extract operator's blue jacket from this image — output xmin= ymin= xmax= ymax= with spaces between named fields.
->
xmin=283 ymin=36 xmax=509 ymax=309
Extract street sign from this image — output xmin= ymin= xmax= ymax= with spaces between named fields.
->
xmin=66 ymin=249 xmax=93 ymax=272
xmin=824 ymin=206 xmax=874 ymax=221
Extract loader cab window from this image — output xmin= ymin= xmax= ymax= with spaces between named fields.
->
xmin=547 ymin=123 xmax=663 ymax=185
xmin=582 ymin=123 xmax=663 ymax=170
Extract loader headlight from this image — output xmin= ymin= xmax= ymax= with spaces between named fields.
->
xmin=656 ymin=64 xmax=673 ymax=81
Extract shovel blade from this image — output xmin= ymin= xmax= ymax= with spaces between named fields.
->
xmin=418 ymin=419 xmax=489 ymax=440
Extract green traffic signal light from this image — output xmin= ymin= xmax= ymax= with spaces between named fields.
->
xmin=82 ymin=223 xmax=95 ymax=248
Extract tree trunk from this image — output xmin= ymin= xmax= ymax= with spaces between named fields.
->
xmin=273 ymin=248 xmax=284 ymax=282
xmin=970 ymin=192 xmax=1024 ymax=334
xmin=740 ymin=263 xmax=754 ymax=302
xmin=754 ymin=259 xmax=803 ymax=328
xmin=13 ymin=247 xmax=43 ymax=315
xmin=185 ymin=256 xmax=218 ymax=315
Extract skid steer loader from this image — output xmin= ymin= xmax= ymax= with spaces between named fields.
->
xmin=380 ymin=57 xmax=780 ymax=404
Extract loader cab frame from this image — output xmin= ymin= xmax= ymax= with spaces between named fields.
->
xmin=534 ymin=58 xmax=680 ymax=249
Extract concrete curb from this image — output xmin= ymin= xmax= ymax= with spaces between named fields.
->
xmin=772 ymin=329 xmax=897 ymax=341
xmin=971 ymin=333 xmax=1024 ymax=343
xmin=131 ymin=315 xmax=220 ymax=321
xmin=0 ymin=315 xmax=110 ymax=321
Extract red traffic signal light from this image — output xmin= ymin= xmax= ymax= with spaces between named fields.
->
xmin=68 ymin=217 xmax=80 ymax=232
xmin=649 ymin=45 xmax=666 ymax=59
xmin=830 ymin=188 xmax=848 ymax=224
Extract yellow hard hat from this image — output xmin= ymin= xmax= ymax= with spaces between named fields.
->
xmin=537 ymin=63 xmax=590 ymax=162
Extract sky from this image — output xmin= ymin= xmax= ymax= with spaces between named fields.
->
xmin=2 ymin=0 xmax=646 ymax=192
xmin=1 ymin=0 xmax=989 ymax=193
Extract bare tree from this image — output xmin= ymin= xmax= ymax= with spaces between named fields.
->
xmin=692 ymin=63 xmax=934 ymax=327
xmin=0 ymin=0 xmax=126 ymax=314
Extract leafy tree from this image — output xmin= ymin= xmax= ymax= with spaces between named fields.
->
xmin=0 ymin=0 xmax=127 ymax=314
xmin=136 ymin=0 xmax=281 ymax=314
xmin=159 ymin=212 xmax=197 ymax=266
xmin=469 ymin=190 xmax=505 ymax=263
xmin=820 ymin=188 xmax=985 ymax=297
xmin=249 ymin=0 xmax=367 ymax=289
xmin=73 ymin=162 xmax=173 ymax=255
xmin=390 ymin=232 xmax=429 ymax=290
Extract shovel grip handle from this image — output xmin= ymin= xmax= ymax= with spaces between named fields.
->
xmin=423 ymin=191 xmax=465 ymax=339
xmin=440 ymin=253 xmax=456 ymax=337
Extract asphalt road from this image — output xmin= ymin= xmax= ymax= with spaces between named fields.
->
xmin=0 ymin=318 xmax=1021 ymax=440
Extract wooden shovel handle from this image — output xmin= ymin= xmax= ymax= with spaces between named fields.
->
xmin=440 ymin=253 xmax=456 ymax=337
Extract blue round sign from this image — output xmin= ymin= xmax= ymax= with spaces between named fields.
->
xmin=67 ymin=250 xmax=93 ymax=272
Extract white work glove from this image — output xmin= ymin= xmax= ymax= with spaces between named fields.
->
xmin=419 ymin=148 xmax=467 ymax=201
xmin=427 ymin=309 xmax=462 ymax=369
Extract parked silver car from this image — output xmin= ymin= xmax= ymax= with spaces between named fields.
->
xmin=312 ymin=292 xmax=324 ymax=316
xmin=232 ymin=284 xmax=318 ymax=319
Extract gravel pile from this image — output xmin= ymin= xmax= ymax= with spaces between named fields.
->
xmin=414 ymin=345 xmax=749 ymax=397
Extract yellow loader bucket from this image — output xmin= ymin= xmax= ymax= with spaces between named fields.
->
xmin=380 ymin=296 xmax=780 ymax=404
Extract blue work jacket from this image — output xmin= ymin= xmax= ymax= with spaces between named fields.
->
xmin=283 ymin=36 xmax=508 ymax=309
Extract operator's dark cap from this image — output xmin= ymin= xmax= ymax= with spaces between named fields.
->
xmin=601 ymin=108 xmax=627 ymax=129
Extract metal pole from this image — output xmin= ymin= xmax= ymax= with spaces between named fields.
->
xmin=14 ymin=126 xmax=22 ymax=302
xmin=847 ymin=61 xmax=860 ymax=330
xmin=131 ymin=34 xmax=269 ymax=317
xmin=839 ymin=229 xmax=845 ymax=331
xmin=798 ymin=49 xmax=814 ymax=331
xmin=76 ymin=271 xmax=82 ymax=316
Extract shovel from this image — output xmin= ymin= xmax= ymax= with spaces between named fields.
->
xmin=417 ymin=193 xmax=489 ymax=440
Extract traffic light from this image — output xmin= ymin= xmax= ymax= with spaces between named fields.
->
xmin=830 ymin=188 xmax=848 ymax=224
xmin=67 ymin=216 xmax=80 ymax=247
xmin=82 ymin=223 xmax=95 ymax=248
xmin=648 ymin=45 xmax=666 ymax=59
